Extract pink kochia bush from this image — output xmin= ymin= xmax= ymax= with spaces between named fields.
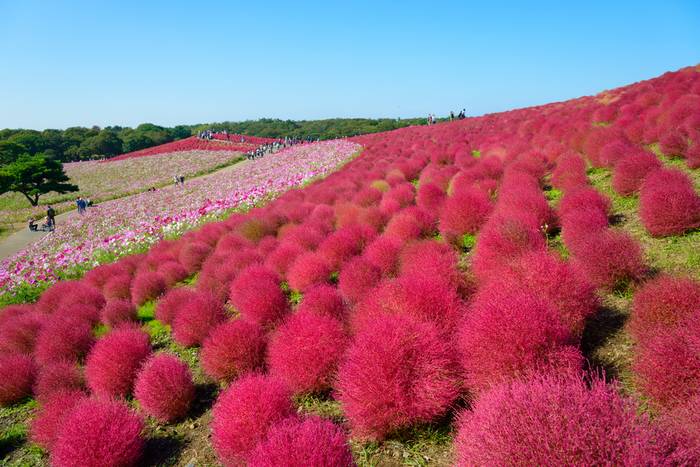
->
xmin=338 ymin=256 xmax=381 ymax=304
xmin=171 ymin=291 xmax=225 ymax=347
xmin=639 ymin=168 xmax=700 ymax=236
xmin=628 ymin=275 xmax=700 ymax=342
xmin=100 ymin=299 xmax=137 ymax=327
xmin=29 ymin=389 xmax=87 ymax=451
xmin=51 ymin=398 xmax=145 ymax=467
xmin=200 ymin=319 xmax=266 ymax=383
xmin=0 ymin=354 xmax=35 ymax=406
xmin=287 ymin=252 xmax=333 ymax=292
xmin=229 ymin=265 xmax=288 ymax=328
xmin=295 ymin=284 xmax=346 ymax=321
xmin=457 ymin=286 xmax=582 ymax=393
xmin=34 ymin=316 xmax=94 ymax=366
xmin=0 ymin=311 xmax=43 ymax=355
xmin=85 ymin=326 xmax=151 ymax=398
xmin=248 ymin=416 xmax=355 ymax=467
xmin=454 ymin=374 xmax=672 ymax=466
xmin=612 ymin=151 xmax=662 ymax=195
xmin=211 ymin=374 xmax=295 ymax=465
xmin=336 ymin=313 xmax=460 ymax=440
xmin=155 ymin=287 xmax=195 ymax=325
xmin=33 ymin=361 xmax=84 ymax=401
xmin=438 ymin=186 xmax=492 ymax=245
xmin=572 ymin=229 xmax=645 ymax=290
xmin=130 ymin=271 xmax=166 ymax=306
xmin=267 ymin=311 xmax=348 ymax=394
xmin=134 ymin=353 xmax=195 ymax=422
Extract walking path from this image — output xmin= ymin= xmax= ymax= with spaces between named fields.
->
xmin=0 ymin=157 xmax=251 ymax=261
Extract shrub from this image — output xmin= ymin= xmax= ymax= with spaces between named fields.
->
xmin=100 ymin=299 xmax=136 ymax=327
xmin=361 ymin=235 xmax=402 ymax=277
xmin=639 ymin=168 xmax=700 ymax=236
xmin=55 ymin=302 xmax=101 ymax=326
xmin=178 ymin=241 xmax=212 ymax=274
xmin=29 ymin=389 xmax=87 ymax=451
xmin=558 ymin=186 xmax=611 ymax=219
xmin=268 ymin=312 xmax=348 ymax=393
xmin=103 ymin=274 xmax=132 ymax=300
xmin=201 ymin=319 xmax=266 ymax=383
xmin=33 ymin=361 xmax=84 ymax=402
xmin=248 ymin=416 xmax=354 ymax=467
xmin=130 ymin=272 xmax=166 ymax=306
xmin=296 ymin=284 xmax=346 ymax=321
xmin=659 ymin=394 xmax=700 ymax=463
xmin=629 ymin=275 xmax=700 ymax=342
xmin=34 ymin=316 xmax=94 ymax=366
xmin=338 ymin=257 xmax=381 ymax=304
xmin=551 ymin=152 xmax=589 ymax=190
xmin=560 ymin=205 xmax=610 ymax=254
xmin=211 ymin=374 xmax=295 ymax=464
xmin=0 ymin=311 xmax=43 ymax=355
xmin=317 ymin=225 xmax=373 ymax=269
xmin=457 ymin=287 xmax=581 ymax=392
xmin=154 ymin=288 xmax=194 ymax=325
xmin=287 ymin=252 xmax=333 ymax=292
xmin=171 ymin=291 xmax=226 ymax=347
xmin=51 ymin=398 xmax=145 ymax=467
xmin=36 ymin=281 xmax=105 ymax=314
xmin=416 ymin=182 xmax=446 ymax=212
xmin=336 ymin=313 xmax=460 ymax=440
xmin=454 ymin=374 xmax=668 ymax=466
xmin=399 ymin=239 xmax=465 ymax=291
xmin=134 ymin=353 xmax=195 ymax=423
xmin=439 ymin=187 xmax=492 ymax=244
xmin=612 ymin=151 xmax=662 ymax=196
xmin=265 ymin=241 xmax=304 ymax=276
xmin=572 ymin=229 xmax=645 ymax=290
xmin=229 ymin=266 xmax=288 ymax=328
xmin=0 ymin=354 xmax=35 ymax=406
xmin=85 ymin=326 xmax=151 ymax=398
xmin=157 ymin=261 xmax=189 ymax=286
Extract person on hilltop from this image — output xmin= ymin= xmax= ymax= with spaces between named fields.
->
xmin=76 ymin=196 xmax=86 ymax=214
xmin=46 ymin=205 xmax=56 ymax=230
xmin=28 ymin=217 xmax=38 ymax=231
xmin=179 ymin=175 xmax=185 ymax=185
xmin=174 ymin=175 xmax=180 ymax=186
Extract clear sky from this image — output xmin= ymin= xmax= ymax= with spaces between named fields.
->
xmin=1 ymin=0 xmax=698 ymax=129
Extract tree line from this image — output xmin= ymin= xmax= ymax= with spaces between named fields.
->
xmin=0 ymin=118 xmax=426 ymax=165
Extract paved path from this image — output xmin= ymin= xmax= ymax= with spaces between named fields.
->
xmin=0 ymin=157 xmax=253 ymax=262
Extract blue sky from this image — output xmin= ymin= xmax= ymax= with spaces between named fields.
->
xmin=0 ymin=0 xmax=698 ymax=129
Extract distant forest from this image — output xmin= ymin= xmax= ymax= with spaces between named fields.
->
xmin=0 ymin=118 xmax=425 ymax=164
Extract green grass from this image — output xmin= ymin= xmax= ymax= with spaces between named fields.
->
xmin=0 ymin=399 xmax=44 ymax=466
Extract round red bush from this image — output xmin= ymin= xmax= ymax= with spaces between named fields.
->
xmin=336 ymin=313 xmax=460 ymax=440
xmin=629 ymin=275 xmax=700 ymax=342
xmin=248 ymin=416 xmax=354 ymax=467
xmin=36 ymin=281 xmax=105 ymax=314
xmin=201 ymin=319 xmax=266 ymax=383
xmin=558 ymin=186 xmax=611 ymax=219
xmin=51 ymin=398 xmax=145 ymax=467
xmin=134 ymin=353 xmax=195 ymax=422
xmin=157 ymin=261 xmax=189 ymax=286
xmin=0 ymin=354 xmax=35 ymax=406
xmin=612 ymin=151 xmax=662 ymax=196
xmin=296 ymin=284 xmax=347 ymax=321
xmin=361 ymin=235 xmax=402 ymax=277
xmin=178 ymin=241 xmax=212 ymax=274
xmin=85 ymin=326 xmax=151 ymax=398
xmin=268 ymin=312 xmax=348 ymax=393
xmin=265 ymin=241 xmax=304 ymax=276
xmin=103 ymin=274 xmax=132 ymax=300
xmin=454 ymin=374 xmax=668 ymax=466
xmin=130 ymin=271 xmax=166 ymax=306
xmin=171 ymin=291 xmax=225 ymax=347
xmin=457 ymin=286 xmax=582 ymax=393
xmin=211 ymin=374 xmax=295 ymax=465
xmin=154 ymin=287 xmax=194 ymax=325
xmin=100 ymin=299 xmax=136 ymax=327
xmin=29 ymin=389 xmax=87 ymax=451
xmin=229 ymin=266 xmax=288 ymax=328
xmin=338 ymin=256 xmax=381 ymax=304
xmin=639 ymin=168 xmax=700 ymax=236
xmin=0 ymin=311 xmax=43 ymax=355
xmin=572 ymin=229 xmax=645 ymax=290
xmin=287 ymin=252 xmax=333 ymax=292
xmin=439 ymin=186 xmax=492 ymax=245
xmin=34 ymin=316 xmax=94 ymax=366
xmin=33 ymin=360 xmax=84 ymax=402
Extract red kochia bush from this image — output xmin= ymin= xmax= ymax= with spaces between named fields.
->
xmin=572 ymin=229 xmax=645 ymax=290
xmin=34 ymin=316 xmax=94 ymax=366
xmin=457 ymin=287 xmax=582 ymax=393
xmin=287 ymin=252 xmax=333 ymax=292
xmin=248 ymin=416 xmax=354 ymax=467
xmin=268 ymin=312 xmax=348 ymax=394
xmin=178 ymin=241 xmax=212 ymax=274
xmin=100 ymin=299 xmax=136 ymax=327
xmin=454 ymin=374 xmax=667 ymax=466
xmin=33 ymin=361 xmax=84 ymax=401
xmin=558 ymin=186 xmax=612 ymax=219
xmin=612 ymin=151 xmax=662 ymax=195
xmin=172 ymin=291 xmax=226 ymax=347
xmin=211 ymin=374 xmax=295 ymax=465
xmin=229 ymin=266 xmax=288 ymax=328
xmin=399 ymin=239 xmax=466 ymax=292
xmin=36 ymin=280 xmax=105 ymax=314
xmin=296 ymin=284 xmax=346 ymax=321
xmin=134 ymin=353 xmax=195 ymax=422
xmin=130 ymin=271 xmax=166 ymax=306
xmin=551 ymin=152 xmax=588 ymax=191
xmin=338 ymin=256 xmax=381 ymax=303
xmin=29 ymin=389 xmax=87 ymax=451
xmin=639 ymin=168 xmax=700 ymax=236
xmin=265 ymin=241 xmax=304 ymax=276
xmin=157 ymin=261 xmax=189 ymax=286
xmin=439 ymin=187 xmax=492 ymax=244
xmin=200 ymin=319 xmax=266 ymax=383
xmin=0 ymin=354 xmax=35 ymax=406
xmin=0 ymin=311 xmax=43 ymax=355
xmin=336 ymin=313 xmax=460 ymax=440
xmin=103 ymin=274 xmax=132 ymax=300
xmin=361 ymin=235 xmax=402 ymax=277
xmin=51 ymin=398 xmax=145 ymax=467
xmin=85 ymin=326 xmax=151 ymax=398
xmin=155 ymin=287 xmax=194 ymax=325
xmin=629 ymin=275 xmax=700 ymax=342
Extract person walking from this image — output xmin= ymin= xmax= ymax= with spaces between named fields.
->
xmin=76 ymin=197 xmax=85 ymax=214
xmin=46 ymin=205 xmax=56 ymax=230
xmin=179 ymin=175 xmax=185 ymax=185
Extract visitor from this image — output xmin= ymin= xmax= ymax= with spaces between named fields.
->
xmin=28 ymin=218 xmax=38 ymax=232
xmin=174 ymin=175 xmax=180 ymax=186
xmin=76 ymin=197 xmax=86 ymax=214
xmin=46 ymin=205 xmax=56 ymax=230
xmin=450 ymin=111 xmax=455 ymax=121
xmin=180 ymin=175 xmax=185 ymax=185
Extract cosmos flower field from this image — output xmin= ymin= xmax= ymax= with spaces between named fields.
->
xmin=0 ymin=65 xmax=699 ymax=466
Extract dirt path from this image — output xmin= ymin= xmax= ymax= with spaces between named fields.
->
xmin=0 ymin=157 xmax=252 ymax=262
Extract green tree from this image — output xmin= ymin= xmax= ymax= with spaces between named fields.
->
xmin=0 ymin=154 xmax=78 ymax=206
xmin=0 ymin=140 xmax=27 ymax=164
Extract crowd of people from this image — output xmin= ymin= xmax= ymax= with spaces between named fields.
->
xmin=173 ymin=174 xmax=186 ymax=186
xmin=428 ymin=109 xmax=467 ymax=125
xmin=244 ymin=136 xmax=316 ymax=160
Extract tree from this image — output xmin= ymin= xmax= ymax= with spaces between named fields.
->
xmin=0 ymin=154 xmax=78 ymax=206
xmin=0 ymin=141 xmax=27 ymax=164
